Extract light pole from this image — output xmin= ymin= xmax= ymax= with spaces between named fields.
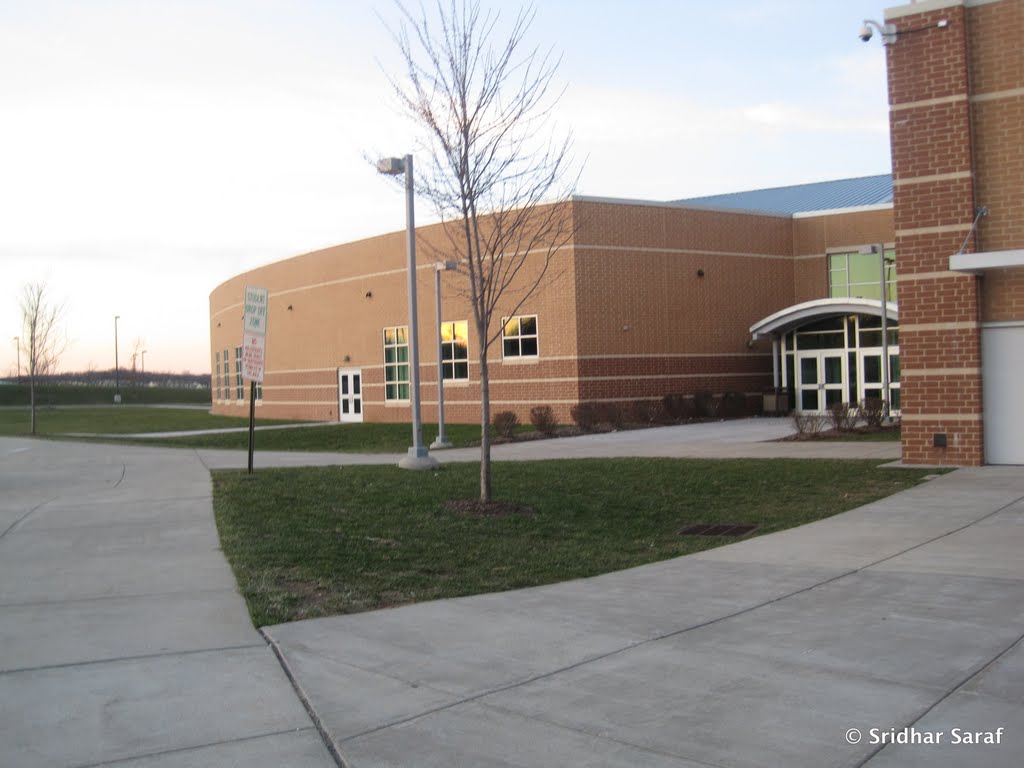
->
xmin=141 ymin=349 xmax=147 ymax=378
xmin=432 ymin=260 xmax=458 ymax=449
xmin=114 ymin=315 xmax=121 ymax=403
xmin=12 ymin=337 xmax=20 ymax=384
xmin=861 ymin=244 xmax=892 ymax=421
xmin=377 ymin=154 xmax=439 ymax=470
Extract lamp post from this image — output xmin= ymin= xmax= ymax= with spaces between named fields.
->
xmin=432 ymin=261 xmax=458 ymax=449
xmin=141 ymin=350 xmax=147 ymax=378
xmin=114 ymin=315 xmax=121 ymax=403
xmin=12 ymin=337 xmax=20 ymax=384
xmin=376 ymin=154 xmax=439 ymax=470
xmin=861 ymin=244 xmax=892 ymax=421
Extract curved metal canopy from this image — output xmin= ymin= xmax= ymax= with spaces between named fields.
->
xmin=750 ymin=297 xmax=898 ymax=340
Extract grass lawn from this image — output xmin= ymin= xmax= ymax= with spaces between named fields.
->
xmin=213 ymin=458 xmax=940 ymax=627
xmin=0 ymin=406 xmax=294 ymax=436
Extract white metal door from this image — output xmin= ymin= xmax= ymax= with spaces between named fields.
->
xmin=338 ymin=368 xmax=363 ymax=423
xmin=983 ymin=326 xmax=1024 ymax=464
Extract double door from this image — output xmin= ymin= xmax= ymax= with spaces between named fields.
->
xmin=797 ymin=352 xmax=845 ymax=412
xmin=338 ymin=368 xmax=363 ymax=423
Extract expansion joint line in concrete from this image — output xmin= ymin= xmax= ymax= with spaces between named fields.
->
xmin=852 ymin=631 xmax=1024 ymax=768
xmin=262 ymin=628 xmax=352 ymax=768
xmin=316 ymin=480 xmax=1024 ymax=751
xmin=0 ymin=642 xmax=267 ymax=677
xmin=0 ymin=496 xmax=58 ymax=539
xmin=68 ymin=725 xmax=320 ymax=768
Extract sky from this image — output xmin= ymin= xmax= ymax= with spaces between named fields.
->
xmin=1 ymin=0 xmax=894 ymax=376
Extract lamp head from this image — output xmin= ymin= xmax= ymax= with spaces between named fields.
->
xmin=376 ymin=157 xmax=405 ymax=175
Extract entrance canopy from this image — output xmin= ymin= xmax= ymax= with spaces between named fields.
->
xmin=750 ymin=298 xmax=898 ymax=340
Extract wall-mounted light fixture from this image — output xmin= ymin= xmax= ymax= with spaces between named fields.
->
xmin=287 ymin=304 xmax=293 ymax=311
xmin=365 ymin=291 xmax=373 ymax=299
xmin=697 ymin=269 xmax=705 ymax=278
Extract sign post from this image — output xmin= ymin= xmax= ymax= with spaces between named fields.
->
xmin=242 ymin=286 xmax=268 ymax=474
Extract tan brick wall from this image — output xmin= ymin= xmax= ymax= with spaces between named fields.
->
xmin=792 ymin=208 xmax=895 ymax=303
xmin=210 ymin=188 xmax=901 ymax=427
xmin=887 ymin=2 xmax=984 ymax=465
xmin=210 ymin=203 xmax=583 ymax=424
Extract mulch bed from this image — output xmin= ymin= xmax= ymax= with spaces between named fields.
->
xmin=444 ymin=499 xmax=536 ymax=517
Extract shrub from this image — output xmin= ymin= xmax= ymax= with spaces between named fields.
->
xmin=630 ymin=399 xmax=664 ymax=425
xmin=721 ymin=391 xmax=747 ymax=419
xmin=792 ymin=411 xmax=828 ymax=436
xmin=589 ymin=401 xmax=623 ymax=429
xmin=858 ymin=397 xmax=886 ymax=429
xmin=662 ymin=394 xmax=693 ymax=422
xmin=694 ymin=390 xmax=719 ymax=419
xmin=529 ymin=405 xmax=558 ymax=435
xmin=570 ymin=403 xmax=600 ymax=431
xmin=828 ymin=401 xmax=858 ymax=432
xmin=492 ymin=410 xmax=520 ymax=438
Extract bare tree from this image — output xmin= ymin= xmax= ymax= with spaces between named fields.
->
xmin=19 ymin=282 xmax=67 ymax=435
xmin=387 ymin=0 xmax=577 ymax=502
xmin=131 ymin=336 xmax=146 ymax=383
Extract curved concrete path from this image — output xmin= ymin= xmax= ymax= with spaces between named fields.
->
xmin=3 ymin=423 xmax=1020 ymax=767
xmin=0 ymin=437 xmax=336 ymax=768
xmin=262 ymin=465 xmax=1024 ymax=768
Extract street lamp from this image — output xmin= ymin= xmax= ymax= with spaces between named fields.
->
xmin=12 ymin=337 xmax=20 ymax=384
xmin=432 ymin=260 xmax=459 ymax=449
xmin=377 ymin=154 xmax=439 ymax=471
xmin=141 ymin=349 xmax=147 ymax=377
xmin=114 ymin=315 xmax=121 ymax=403
xmin=861 ymin=244 xmax=893 ymax=421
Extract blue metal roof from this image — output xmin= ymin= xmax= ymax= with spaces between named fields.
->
xmin=673 ymin=174 xmax=893 ymax=215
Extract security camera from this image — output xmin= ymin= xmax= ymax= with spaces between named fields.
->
xmin=858 ymin=23 xmax=873 ymax=42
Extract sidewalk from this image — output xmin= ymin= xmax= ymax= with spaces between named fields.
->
xmin=4 ymin=426 xmax=1016 ymax=767
xmin=192 ymin=418 xmax=902 ymax=470
xmin=266 ymin=466 xmax=1024 ymax=767
xmin=0 ymin=437 xmax=336 ymax=768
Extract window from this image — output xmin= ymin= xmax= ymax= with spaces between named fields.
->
xmin=383 ymin=326 xmax=410 ymax=401
xmin=502 ymin=315 xmax=538 ymax=359
xmin=829 ymin=250 xmax=897 ymax=301
xmin=222 ymin=349 xmax=230 ymax=400
xmin=214 ymin=351 xmax=221 ymax=400
xmin=255 ymin=382 xmax=263 ymax=401
xmin=234 ymin=346 xmax=243 ymax=400
xmin=441 ymin=321 xmax=469 ymax=380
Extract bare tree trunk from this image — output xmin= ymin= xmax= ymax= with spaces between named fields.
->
xmin=478 ymin=348 xmax=492 ymax=502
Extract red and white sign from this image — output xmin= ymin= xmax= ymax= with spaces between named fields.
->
xmin=242 ymin=332 xmax=266 ymax=382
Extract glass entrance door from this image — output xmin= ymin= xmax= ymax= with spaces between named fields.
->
xmin=797 ymin=352 xmax=846 ymax=412
xmin=338 ymin=368 xmax=363 ymax=423
xmin=857 ymin=347 xmax=901 ymax=412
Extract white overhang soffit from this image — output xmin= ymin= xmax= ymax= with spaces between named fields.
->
xmin=749 ymin=297 xmax=898 ymax=340
xmin=950 ymin=249 xmax=1024 ymax=274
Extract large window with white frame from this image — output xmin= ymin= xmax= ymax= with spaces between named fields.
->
xmin=383 ymin=326 xmax=410 ymax=401
xmin=234 ymin=346 xmax=243 ymax=400
xmin=502 ymin=315 xmax=538 ymax=359
xmin=222 ymin=349 xmax=230 ymax=400
xmin=214 ymin=351 xmax=221 ymax=399
xmin=441 ymin=320 xmax=469 ymax=380
xmin=829 ymin=250 xmax=897 ymax=301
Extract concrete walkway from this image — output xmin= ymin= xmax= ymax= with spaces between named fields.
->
xmin=266 ymin=466 xmax=1024 ymax=767
xmin=3 ymin=423 xmax=1019 ymax=767
xmin=192 ymin=418 xmax=901 ymax=471
xmin=0 ymin=437 xmax=336 ymax=767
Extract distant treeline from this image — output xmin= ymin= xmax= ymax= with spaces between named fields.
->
xmin=0 ymin=372 xmax=211 ymax=407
